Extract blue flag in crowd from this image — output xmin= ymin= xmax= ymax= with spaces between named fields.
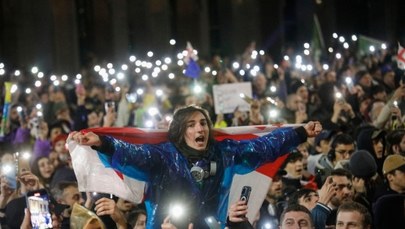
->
xmin=184 ymin=42 xmax=201 ymax=78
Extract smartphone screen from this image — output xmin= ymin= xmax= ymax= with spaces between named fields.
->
xmin=240 ymin=186 xmax=251 ymax=203
xmin=26 ymin=189 xmax=53 ymax=229
xmin=2 ymin=163 xmax=17 ymax=190
xmin=18 ymin=153 xmax=31 ymax=176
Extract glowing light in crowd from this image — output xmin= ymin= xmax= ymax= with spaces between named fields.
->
xmin=115 ymin=87 xmax=121 ymax=92
xmin=177 ymin=60 xmax=184 ymax=66
xmin=117 ymin=72 xmax=125 ymax=80
xmin=322 ymin=64 xmax=329 ymax=70
xmin=156 ymin=89 xmax=163 ymax=97
xmin=21 ymin=151 xmax=31 ymax=160
xmin=295 ymin=55 xmax=302 ymax=63
xmin=17 ymin=106 xmax=23 ymax=113
xmin=332 ymin=33 xmax=338 ymax=38
xmin=141 ymin=74 xmax=148 ymax=81
xmin=109 ymin=78 xmax=117 ymax=85
xmin=148 ymin=107 xmax=159 ymax=116
xmin=94 ymin=65 xmax=101 ymax=72
xmin=0 ymin=69 xmax=5 ymax=75
xmin=155 ymin=60 xmax=162 ymax=66
xmin=343 ymin=42 xmax=349 ymax=49
xmin=74 ymin=79 xmax=81 ymax=85
xmin=232 ymin=62 xmax=240 ymax=69
xmin=168 ymin=73 xmax=175 ymax=79
xmin=145 ymin=120 xmax=154 ymax=128
xmin=36 ymin=103 xmax=42 ymax=110
xmin=204 ymin=67 xmax=211 ymax=73
xmin=34 ymin=80 xmax=41 ymax=87
xmin=303 ymin=43 xmax=310 ymax=49
xmin=135 ymin=68 xmax=141 ymax=73
xmin=50 ymin=75 xmax=57 ymax=81
xmin=31 ymin=66 xmax=38 ymax=74
xmin=300 ymin=65 xmax=307 ymax=71
xmin=164 ymin=57 xmax=172 ymax=64
xmin=351 ymin=35 xmax=357 ymax=41
xmin=161 ymin=64 xmax=168 ymax=71
xmin=339 ymin=36 xmax=345 ymax=43
xmin=253 ymin=65 xmax=260 ymax=72
xmin=328 ymin=47 xmax=334 ymax=53
xmin=335 ymin=53 xmax=342 ymax=59
xmin=245 ymin=64 xmax=251 ymax=69
xmin=10 ymin=84 xmax=17 ymax=94
xmin=76 ymin=74 xmax=82 ymax=79
xmin=0 ymin=63 xmax=4 ymax=68
xmin=304 ymin=49 xmax=310 ymax=55
xmin=269 ymin=109 xmax=278 ymax=118
xmin=239 ymin=69 xmax=245 ymax=76
xmin=177 ymin=53 xmax=183 ymax=60
xmin=170 ymin=204 xmax=185 ymax=220
xmin=300 ymin=79 xmax=306 ymax=84
xmin=129 ymin=55 xmax=136 ymax=62
xmin=270 ymin=86 xmax=277 ymax=93
xmin=108 ymin=68 xmax=116 ymax=75
xmin=165 ymin=115 xmax=172 ymax=122
xmin=53 ymin=80 xmax=60 ymax=86
xmin=369 ymin=45 xmax=375 ymax=52
xmin=345 ymin=77 xmax=353 ymax=85
xmin=394 ymin=100 xmax=398 ymax=107
xmin=249 ymin=69 xmax=257 ymax=77
xmin=14 ymin=70 xmax=21 ymax=76
xmin=169 ymin=39 xmax=176 ymax=45
xmin=239 ymin=93 xmax=245 ymax=98
xmin=381 ymin=43 xmax=387 ymax=50
xmin=61 ymin=75 xmax=68 ymax=81
xmin=212 ymin=70 xmax=217 ymax=76
xmin=121 ymin=64 xmax=128 ymax=70
xmin=136 ymin=88 xmax=144 ymax=95
xmin=259 ymin=50 xmax=265 ymax=55
xmin=147 ymin=51 xmax=154 ymax=57
xmin=283 ymin=55 xmax=289 ymax=61
xmin=107 ymin=63 xmax=113 ymax=69
xmin=193 ymin=84 xmax=202 ymax=94
xmin=251 ymin=50 xmax=258 ymax=59
xmin=307 ymin=65 xmax=313 ymax=71
xmin=2 ymin=164 xmax=13 ymax=175
xmin=273 ymin=64 xmax=279 ymax=69
xmin=25 ymin=88 xmax=31 ymax=94
xmin=135 ymin=60 xmax=142 ymax=66
xmin=335 ymin=92 xmax=343 ymax=100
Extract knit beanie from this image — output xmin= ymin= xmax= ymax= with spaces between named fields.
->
xmin=349 ymin=150 xmax=377 ymax=178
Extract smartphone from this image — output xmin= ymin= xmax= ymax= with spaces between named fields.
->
xmin=204 ymin=216 xmax=221 ymax=229
xmin=104 ymin=101 xmax=115 ymax=113
xmin=18 ymin=152 xmax=31 ymax=175
xmin=240 ymin=186 xmax=251 ymax=203
xmin=26 ymin=189 xmax=53 ymax=229
xmin=1 ymin=163 xmax=17 ymax=190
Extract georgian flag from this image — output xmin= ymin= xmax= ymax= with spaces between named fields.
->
xmin=69 ymin=125 xmax=299 ymax=224
xmin=398 ymin=42 xmax=405 ymax=70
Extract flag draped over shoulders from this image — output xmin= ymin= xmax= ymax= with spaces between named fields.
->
xmin=69 ymin=124 xmax=299 ymax=223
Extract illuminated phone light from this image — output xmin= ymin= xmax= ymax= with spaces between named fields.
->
xmin=31 ymin=66 xmax=39 ymax=74
xmin=283 ymin=55 xmax=289 ymax=61
xmin=332 ymin=33 xmax=338 ymax=39
xmin=74 ymin=79 xmax=80 ymax=85
xmin=155 ymin=60 xmax=162 ymax=66
xmin=76 ymin=74 xmax=82 ymax=79
xmin=193 ymin=85 xmax=202 ymax=94
xmin=369 ymin=45 xmax=375 ymax=52
xmin=135 ymin=68 xmax=141 ymax=73
xmin=240 ymin=93 xmax=245 ymax=98
xmin=339 ymin=36 xmax=345 ymax=43
xmin=129 ymin=55 xmax=136 ymax=62
xmin=259 ymin=50 xmax=265 ymax=55
xmin=92 ymin=192 xmax=98 ymax=196
xmin=269 ymin=109 xmax=278 ymax=118
xmin=170 ymin=204 xmax=185 ymax=220
xmin=239 ymin=69 xmax=245 ymax=76
xmin=164 ymin=57 xmax=172 ymax=64
xmin=147 ymin=51 xmax=154 ymax=57
xmin=34 ymin=80 xmax=42 ymax=87
xmin=153 ymin=67 xmax=161 ymax=74
xmin=274 ymin=64 xmax=279 ymax=69
xmin=270 ymin=86 xmax=277 ymax=93
xmin=108 ymin=69 xmax=116 ymax=75
xmin=37 ymin=111 xmax=43 ymax=117
xmin=161 ymin=64 xmax=168 ymax=71
xmin=102 ymin=76 xmax=109 ymax=82
xmin=232 ymin=62 xmax=240 ymax=69
xmin=14 ymin=70 xmax=21 ymax=76
xmin=2 ymin=164 xmax=13 ymax=174
xmin=323 ymin=64 xmax=329 ymax=70
xmin=304 ymin=49 xmax=310 ymax=55
xmin=335 ymin=92 xmax=343 ymax=99
xmin=61 ymin=75 xmax=68 ymax=81
xmin=335 ymin=53 xmax=342 ymax=59
xmin=300 ymin=65 xmax=307 ymax=71
xmin=351 ymin=35 xmax=357 ymax=41
xmin=156 ymin=89 xmax=163 ymax=97
xmin=94 ymin=65 xmax=101 ymax=72
xmin=109 ymin=79 xmax=117 ymax=85
xmin=152 ymin=72 xmax=158 ymax=78
xmin=204 ymin=67 xmax=211 ymax=73
xmin=343 ymin=42 xmax=349 ymax=49
xmin=212 ymin=70 xmax=217 ymax=76
xmin=300 ymin=79 xmax=306 ymax=84
xmin=303 ymin=43 xmax=310 ymax=49
xmin=141 ymin=74 xmax=148 ymax=81
xmin=250 ymin=69 xmax=257 ymax=77
xmin=53 ymin=80 xmax=60 ymax=86
xmin=253 ymin=65 xmax=260 ymax=72
xmin=177 ymin=53 xmax=184 ymax=60
xmin=307 ymin=65 xmax=313 ymax=71
xmin=328 ymin=47 xmax=334 ymax=53
xmin=295 ymin=55 xmax=302 ymax=63
xmin=394 ymin=100 xmax=398 ymax=107
xmin=168 ymin=73 xmax=175 ymax=79
xmin=115 ymin=87 xmax=121 ymax=92
xmin=22 ymin=152 xmax=31 ymax=160
xmin=177 ymin=60 xmax=184 ymax=66
xmin=245 ymin=64 xmax=251 ymax=69
xmin=136 ymin=88 xmax=144 ymax=95
xmin=165 ymin=115 xmax=172 ymax=122
xmin=145 ymin=120 xmax=154 ymax=128
xmin=107 ymin=63 xmax=113 ymax=69
xmin=0 ymin=63 xmax=4 ymax=68
xmin=121 ymin=64 xmax=128 ymax=71
xmin=17 ymin=106 xmax=23 ymax=113
xmin=135 ymin=60 xmax=142 ymax=66
xmin=381 ymin=43 xmax=387 ymax=50
xmin=169 ymin=39 xmax=176 ymax=45
xmin=10 ymin=84 xmax=18 ymax=94
xmin=50 ymin=75 xmax=57 ymax=81
xmin=0 ymin=69 xmax=5 ymax=75
xmin=25 ymin=88 xmax=31 ymax=94
xmin=117 ymin=72 xmax=125 ymax=80
xmin=345 ymin=77 xmax=352 ymax=84
xmin=36 ymin=103 xmax=42 ymax=110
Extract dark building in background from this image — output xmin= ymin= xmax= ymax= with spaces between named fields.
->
xmin=0 ymin=0 xmax=403 ymax=74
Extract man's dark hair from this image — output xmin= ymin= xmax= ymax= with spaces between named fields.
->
xmin=331 ymin=168 xmax=352 ymax=180
xmin=168 ymin=105 xmax=214 ymax=147
xmin=279 ymin=204 xmax=313 ymax=226
xmin=337 ymin=202 xmax=372 ymax=227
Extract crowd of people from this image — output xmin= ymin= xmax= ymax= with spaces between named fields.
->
xmin=0 ymin=37 xmax=405 ymax=228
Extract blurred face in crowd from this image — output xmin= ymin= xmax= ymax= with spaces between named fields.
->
xmin=296 ymin=86 xmax=309 ymax=104
xmin=184 ymin=111 xmax=210 ymax=151
xmin=316 ymin=139 xmax=331 ymax=155
xmin=267 ymin=178 xmax=283 ymax=200
xmin=133 ymin=213 xmax=147 ymax=229
xmin=61 ymin=185 xmax=83 ymax=208
xmin=330 ymin=175 xmax=353 ymax=207
xmin=253 ymin=74 xmax=267 ymax=95
xmin=372 ymin=138 xmax=384 ymax=158
xmin=386 ymin=167 xmax=405 ymax=193
xmin=37 ymin=157 xmax=54 ymax=179
xmin=298 ymin=191 xmax=319 ymax=211
xmin=286 ymin=94 xmax=304 ymax=111
xmin=400 ymin=135 xmax=405 ymax=154
xmin=336 ymin=210 xmax=370 ymax=229
xmin=50 ymin=127 xmax=63 ymax=142
xmin=284 ymin=158 xmax=304 ymax=179
xmin=49 ymin=151 xmax=60 ymax=168
xmin=325 ymin=71 xmax=337 ymax=83
xmin=334 ymin=143 xmax=355 ymax=163
xmin=358 ymin=73 xmax=373 ymax=88
xmin=279 ymin=211 xmax=313 ymax=229
xmin=87 ymin=111 xmax=102 ymax=128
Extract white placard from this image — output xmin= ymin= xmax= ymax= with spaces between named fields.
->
xmin=212 ymin=82 xmax=252 ymax=114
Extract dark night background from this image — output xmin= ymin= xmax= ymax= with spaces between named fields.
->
xmin=0 ymin=0 xmax=404 ymax=74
